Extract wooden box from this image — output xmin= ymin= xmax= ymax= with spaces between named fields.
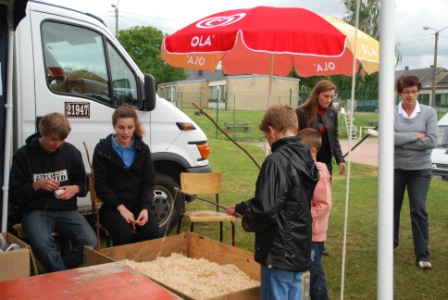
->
xmin=85 ymin=232 xmax=260 ymax=300
xmin=0 ymin=233 xmax=36 ymax=282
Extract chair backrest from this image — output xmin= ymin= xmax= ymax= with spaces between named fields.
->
xmin=180 ymin=172 xmax=221 ymax=195
xmin=89 ymin=177 xmax=103 ymax=204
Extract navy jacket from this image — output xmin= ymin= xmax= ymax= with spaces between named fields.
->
xmin=92 ymin=134 xmax=155 ymax=212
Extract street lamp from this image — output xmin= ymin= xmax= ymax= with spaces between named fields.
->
xmin=423 ymin=25 xmax=448 ymax=108
xmin=111 ymin=1 xmax=120 ymax=38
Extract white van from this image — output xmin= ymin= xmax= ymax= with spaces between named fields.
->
xmin=1 ymin=0 xmax=211 ymax=232
xmin=431 ymin=112 xmax=448 ymax=180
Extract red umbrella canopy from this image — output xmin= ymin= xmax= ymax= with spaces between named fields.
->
xmin=161 ymin=6 xmax=380 ymax=77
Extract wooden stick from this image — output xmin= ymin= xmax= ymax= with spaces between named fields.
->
xmin=174 ymin=188 xmax=243 ymax=218
xmin=343 ymin=125 xmax=378 ymax=158
xmin=83 ymin=142 xmax=101 ymax=251
xmin=192 ymin=103 xmax=261 ymax=170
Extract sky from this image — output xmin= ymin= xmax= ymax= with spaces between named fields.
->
xmin=43 ymin=0 xmax=448 ymax=71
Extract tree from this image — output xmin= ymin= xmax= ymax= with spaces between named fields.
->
xmin=295 ymin=1 xmax=382 ymax=100
xmin=342 ymin=0 xmax=379 ymax=39
xmin=118 ymin=26 xmax=187 ymax=84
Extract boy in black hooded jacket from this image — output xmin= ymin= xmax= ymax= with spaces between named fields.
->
xmin=227 ymin=104 xmax=319 ymax=300
xmin=9 ymin=113 xmax=97 ymax=273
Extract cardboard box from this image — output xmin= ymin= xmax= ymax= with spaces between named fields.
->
xmin=85 ymin=232 xmax=260 ymax=300
xmin=0 ymin=233 xmax=36 ymax=282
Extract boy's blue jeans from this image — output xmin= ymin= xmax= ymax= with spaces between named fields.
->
xmin=22 ymin=210 xmax=97 ymax=272
xmin=310 ymin=242 xmax=329 ymax=299
xmin=261 ymin=265 xmax=310 ymax=300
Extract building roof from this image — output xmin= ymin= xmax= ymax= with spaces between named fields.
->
xmin=395 ymin=67 xmax=448 ymax=87
xmin=186 ymin=69 xmax=226 ymax=81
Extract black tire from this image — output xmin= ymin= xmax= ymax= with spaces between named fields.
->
xmin=151 ymin=173 xmax=184 ymax=235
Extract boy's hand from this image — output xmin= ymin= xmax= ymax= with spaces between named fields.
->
xmin=339 ymin=162 xmax=346 ymax=175
xmin=33 ymin=179 xmax=60 ymax=191
xmin=226 ymin=205 xmax=236 ymax=216
xmin=56 ymin=185 xmax=80 ymax=200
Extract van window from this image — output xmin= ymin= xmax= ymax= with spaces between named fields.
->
xmin=41 ymin=21 xmax=138 ymax=106
xmin=438 ymin=124 xmax=448 ymax=147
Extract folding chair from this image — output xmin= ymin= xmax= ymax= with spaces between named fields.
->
xmin=176 ymin=172 xmax=236 ymax=246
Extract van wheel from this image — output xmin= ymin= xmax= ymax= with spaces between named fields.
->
xmin=152 ymin=173 xmax=184 ymax=234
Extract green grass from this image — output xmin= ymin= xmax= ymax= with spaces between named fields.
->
xmin=175 ymin=136 xmax=448 ymax=299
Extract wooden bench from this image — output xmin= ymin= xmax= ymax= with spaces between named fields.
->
xmin=368 ymin=119 xmax=379 ymax=127
xmin=224 ymin=122 xmax=250 ymax=132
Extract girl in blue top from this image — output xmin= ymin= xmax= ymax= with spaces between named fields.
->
xmin=93 ymin=104 xmax=161 ymax=245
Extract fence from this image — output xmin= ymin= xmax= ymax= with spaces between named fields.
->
xmin=162 ymin=90 xmax=381 ymax=111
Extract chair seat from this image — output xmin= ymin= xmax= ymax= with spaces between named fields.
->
xmin=185 ymin=210 xmax=236 ymax=222
xmin=12 ymin=223 xmax=59 ymax=239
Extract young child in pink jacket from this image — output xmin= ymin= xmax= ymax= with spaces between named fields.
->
xmin=297 ymin=128 xmax=332 ymax=300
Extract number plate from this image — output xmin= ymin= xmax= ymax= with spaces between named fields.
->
xmin=65 ymin=102 xmax=90 ymax=118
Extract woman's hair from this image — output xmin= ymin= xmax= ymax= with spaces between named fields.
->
xmin=297 ymin=128 xmax=322 ymax=152
xmin=297 ymin=80 xmax=336 ymax=124
xmin=39 ymin=112 xmax=71 ymax=140
xmin=259 ymin=104 xmax=298 ymax=133
xmin=396 ymin=75 xmax=421 ymax=93
xmin=112 ymin=104 xmax=144 ymax=138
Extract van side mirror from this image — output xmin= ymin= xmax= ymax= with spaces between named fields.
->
xmin=143 ymin=74 xmax=156 ymax=111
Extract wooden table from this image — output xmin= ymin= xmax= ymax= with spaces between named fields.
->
xmin=0 ymin=262 xmax=182 ymax=299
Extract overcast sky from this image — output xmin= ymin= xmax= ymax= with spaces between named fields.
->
xmin=44 ymin=0 xmax=448 ymax=72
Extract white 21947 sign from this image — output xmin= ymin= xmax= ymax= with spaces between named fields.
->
xmin=65 ymin=102 xmax=90 ymax=118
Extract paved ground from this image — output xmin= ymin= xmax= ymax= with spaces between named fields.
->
xmin=252 ymin=137 xmax=380 ymax=167
xmin=340 ymin=137 xmax=378 ymax=167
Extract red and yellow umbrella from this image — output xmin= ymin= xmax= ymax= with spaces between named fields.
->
xmin=161 ymin=6 xmax=380 ymax=78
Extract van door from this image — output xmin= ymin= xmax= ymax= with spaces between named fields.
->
xmin=27 ymin=9 xmax=150 ymax=212
xmin=29 ymin=10 xmax=149 ymax=155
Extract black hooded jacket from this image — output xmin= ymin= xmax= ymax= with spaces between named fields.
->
xmin=92 ymin=134 xmax=155 ymax=212
xmin=9 ymin=132 xmax=87 ymax=212
xmin=235 ymin=136 xmax=319 ymax=272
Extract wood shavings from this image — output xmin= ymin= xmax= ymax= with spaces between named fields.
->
xmin=124 ymin=253 xmax=259 ymax=299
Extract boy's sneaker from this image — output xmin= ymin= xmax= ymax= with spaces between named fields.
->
xmin=418 ymin=261 xmax=432 ymax=270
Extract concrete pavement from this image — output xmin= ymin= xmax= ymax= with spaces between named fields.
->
xmin=340 ymin=137 xmax=378 ymax=167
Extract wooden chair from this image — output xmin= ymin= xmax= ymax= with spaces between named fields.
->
xmin=12 ymin=223 xmax=59 ymax=239
xmin=176 ymin=172 xmax=236 ymax=246
xmin=89 ymin=178 xmax=113 ymax=248
xmin=12 ymin=223 xmax=65 ymax=254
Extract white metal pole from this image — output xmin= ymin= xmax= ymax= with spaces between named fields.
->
xmin=378 ymin=0 xmax=395 ymax=299
xmin=1 ymin=26 xmax=14 ymax=232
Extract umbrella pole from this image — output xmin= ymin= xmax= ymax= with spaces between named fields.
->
xmin=268 ymin=54 xmax=274 ymax=107
xmin=264 ymin=54 xmax=275 ymax=157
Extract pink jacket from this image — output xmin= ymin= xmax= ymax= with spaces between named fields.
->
xmin=312 ymin=162 xmax=332 ymax=242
